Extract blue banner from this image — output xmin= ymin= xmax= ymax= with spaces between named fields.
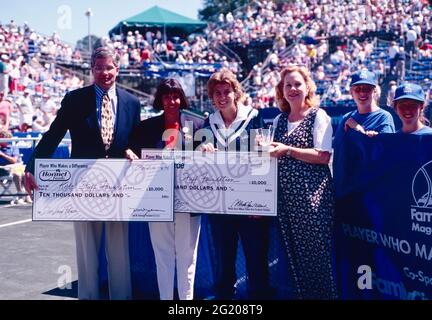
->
xmin=335 ymin=131 xmax=432 ymax=300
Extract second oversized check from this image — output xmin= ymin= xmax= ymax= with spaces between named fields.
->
xmin=142 ymin=150 xmax=277 ymax=216
xmin=33 ymin=159 xmax=174 ymax=221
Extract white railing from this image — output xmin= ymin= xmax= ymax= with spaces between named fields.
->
xmin=0 ymin=137 xmax=71 ymax=150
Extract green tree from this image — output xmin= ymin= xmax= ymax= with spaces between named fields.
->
xmin=76 ymin=35 xmax=101 ymax=53
xmin=199 ymin=0 xmax=250 ymax=22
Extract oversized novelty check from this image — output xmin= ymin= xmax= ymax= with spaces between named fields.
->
xmin=141 ymin=150 xmax=277 ymax=216
xmin=33 ymin=159 xmax=174 ymax=221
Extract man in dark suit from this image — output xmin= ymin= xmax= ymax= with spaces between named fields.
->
xmin=24 ymin=47 xmax=141 ymax=300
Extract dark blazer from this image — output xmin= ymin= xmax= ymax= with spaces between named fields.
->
xmin=26 ymin=84 xmax=141 ymax=174
xmin=130 ymin=114 xmax=166 ymax=153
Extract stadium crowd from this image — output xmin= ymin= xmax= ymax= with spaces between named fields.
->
xmin=239 ymin=0 xmax=432 ymax=109
xmin=0 ymin=20 xmax=85 ymax=133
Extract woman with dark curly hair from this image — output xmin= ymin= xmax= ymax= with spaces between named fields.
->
xmin=128 ymin=78 xmax=203 ymax=300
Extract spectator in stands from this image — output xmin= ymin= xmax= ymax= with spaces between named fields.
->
xmin=268 ymin=51 xmax=279 ymax=70
xmin=156 ymin=30 xmax=163 ymax=42
xmin=16 ymin=88 xmax=34 ymax=132
xmin=140 ymin=45 xmax=152 ymax=63
xmin=328 ymin=83 xmax=343 ymax=103
xmin=393 ymin=83 xmax=432 ymax=134
xmin=315 ymin=65 xmax=326 ymax=81
xmin=32 ymin=93 xmax=57 ymax=132
xmin=394 ymin=47 xmax=406 ymax=82
xmin=0 ymin=129 xmax=31 ymax=204
xmin=201 ymin=68 xmax=272 ymax=300
xmin=0 ymin=92 xmax=12 ymax=129
xmin=375 ymin=59 xmax=385 ymax=84
xmin=145 ymin=30 xmax=154 ymax=45
xmin=273 ymin=34 xmax=286 ymax=52
xmin=72 ymin=49 xmax=83 ymax=64
xmin=405 ymin=24 xmax=418 ymax=56
xmin=306 ymin=44 xmax=318 ymax=65
xmin=269 ymin=65 xmax=337 ymax=299
xmin=128 ymin=78 xmax=204 ymax=300
xmin=53 ymin=68 xmax=63 ymax=82
xmin=252 ymin=62 xmax=263 ymax=86
xmin=0 ymin=54 xmax=10 ymax=95
xmin=387 ymin=80 xmax=397 ymax=107
xmin=40 ymin=93 xmax=57 ymax=116
xmin=330 ymin=46 xmax=345 ymax=65
xmin=419 ymin=39 xmax=432 ymax=58
xmin=0 ymin=112 xmax=7 ymax=130
xmin=388 ymin=40 xmax=399 ymax=75
xmin=165 ymin=40 xmax=176 ymax=62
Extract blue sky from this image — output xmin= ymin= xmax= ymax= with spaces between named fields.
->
xmin=0 ymin=0 xmax=203 ymax=45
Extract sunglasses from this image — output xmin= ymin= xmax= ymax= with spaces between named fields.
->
xmin=352 ymin=85 xmax=375 ymax=93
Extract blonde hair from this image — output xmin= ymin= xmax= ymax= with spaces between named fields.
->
xmin=275 ymin=65 xmax=319 ymax=113
xmin=207 ymin=68 xmax=245 ymax=105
